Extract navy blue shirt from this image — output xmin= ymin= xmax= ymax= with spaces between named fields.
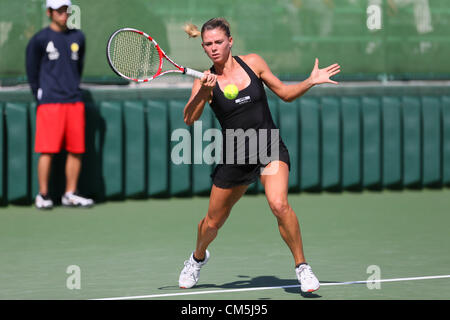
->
xmin=26 ymin=27 xmax=85 ymax=104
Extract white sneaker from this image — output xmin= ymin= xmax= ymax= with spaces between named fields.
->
xmin=295 ymin=264 xmax=320 ymax=293
xmin=35 ymin=193 xmax=53 ymax=210
xmin=179 ymin=250 xmax=210 ymax=289
xmin=61 ymin=192 xmax=94 ymax=208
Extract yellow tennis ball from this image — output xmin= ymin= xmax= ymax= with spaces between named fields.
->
xmin=223 ymin=84 xmax=239 ymax=100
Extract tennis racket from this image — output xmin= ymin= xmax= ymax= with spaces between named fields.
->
xmin=107 ymin=27 xmax=204 ymax=83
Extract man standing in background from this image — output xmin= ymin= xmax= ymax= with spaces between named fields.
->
xmin=26 ymin=0 xmax=93 ymax=209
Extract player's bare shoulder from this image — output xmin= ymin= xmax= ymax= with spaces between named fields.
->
xmin=239 ymin=54 xmax=268 ymax=77
xmin=239 ymin=53 xmax=265 ymax=67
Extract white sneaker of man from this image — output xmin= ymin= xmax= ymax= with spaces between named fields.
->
xmin=35 ymin=193 xmax=53 ymax=210
xmin=295 ymin=263 xmax=320 ymax=293
xmin=179 ymin=250 xmax=210 ymax=289
xmin=61 ymin=192 xmax=94 ymax=208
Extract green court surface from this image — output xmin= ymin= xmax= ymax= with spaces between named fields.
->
xmin=0 ymin=189 xmax=449 ymax=300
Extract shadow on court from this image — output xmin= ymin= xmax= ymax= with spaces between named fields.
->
xmin=157 ymin=275 xmax=340 ymax=298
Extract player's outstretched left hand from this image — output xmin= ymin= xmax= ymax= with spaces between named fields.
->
xmin=309 ymin=58 xmax=341 ymax=85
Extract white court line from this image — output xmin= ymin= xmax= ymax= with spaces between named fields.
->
xmin=94 ymin=274 xmax=450 ymax=300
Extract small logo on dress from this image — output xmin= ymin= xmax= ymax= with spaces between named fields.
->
xmin=70 ymin=42 xmax=79 ymax=60
xmin=235 ymin=96 xmax=251 ymax=104
xmin=46 ymin=41 xmax=59 ymax=60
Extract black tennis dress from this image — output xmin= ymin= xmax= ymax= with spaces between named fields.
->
xmin=209 ymin=56 xmax=290 ymax=189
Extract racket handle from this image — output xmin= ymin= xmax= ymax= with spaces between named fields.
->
xmin=184 ymin=67 xmax=204 ymax=79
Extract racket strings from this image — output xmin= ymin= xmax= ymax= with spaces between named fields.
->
xmin=109 ymin=31 xmax=160 ymax=80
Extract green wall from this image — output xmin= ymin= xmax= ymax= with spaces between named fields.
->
xmin=1 ymin=0 xmax=450 ymax=85
xmin=1 ymin=84 xmax=449 ymax=205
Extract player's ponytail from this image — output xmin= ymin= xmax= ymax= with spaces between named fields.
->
xmin=184 ymin=23 xmax=201 ymax=38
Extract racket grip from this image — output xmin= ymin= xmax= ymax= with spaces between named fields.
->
xmin=184 ymin=67 xmax=204 ymax=79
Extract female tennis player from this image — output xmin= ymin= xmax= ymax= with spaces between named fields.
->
xmin=179 ymin=18 xmax=340 ymax=293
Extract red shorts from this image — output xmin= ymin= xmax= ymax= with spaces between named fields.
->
xmin=35 ymin=102 xmax=85 ymax=154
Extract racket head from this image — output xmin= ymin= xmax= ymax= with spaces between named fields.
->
xmin=107 ymin=28 xmax=182 ymax=82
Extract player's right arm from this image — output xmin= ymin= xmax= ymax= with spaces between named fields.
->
xmin=183 ymin=71 xmax=217 ymax=126
xmin=25 ymin=35 xmax=43 ymax=100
